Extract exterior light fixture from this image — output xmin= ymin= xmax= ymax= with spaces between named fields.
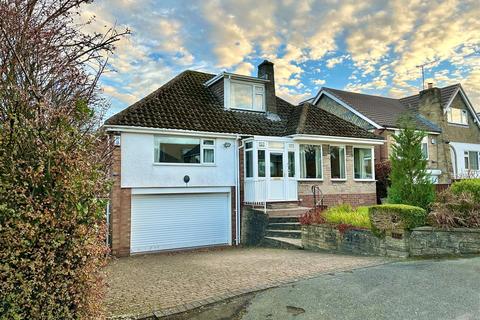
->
xmin=223 ymin=142 xmax=232 ymax=148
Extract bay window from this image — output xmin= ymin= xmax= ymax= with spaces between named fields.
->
xmin=354 ymin=147 xmax=373 ymax=180
xmin=300 ymin=144 xmax=323 ymax=179
xmin=154 ymin=136 xmax=215 ymax=164
xmin=230 ymin=81 xmax=265 ymax=111
xmin=330 ymin=146 xmax=346 ymax=180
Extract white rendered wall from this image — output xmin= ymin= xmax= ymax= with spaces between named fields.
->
xmin=121 ymin=132 xmax=236 ymax=188
xmin=450 ymin=141 xmax=480 ymax=177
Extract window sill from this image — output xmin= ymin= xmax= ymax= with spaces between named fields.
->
xmin=447 ymin=122 xmax=469 ymax=127
xmin=331 ymin=178 xmax=347 ymax=182
xmin=354 ymin=179 xmax=376 ymax=182
xmin=298 ymin=178 xmax=324 ymax=182
xmin=153 ymin=163 xmax=216 ymax=167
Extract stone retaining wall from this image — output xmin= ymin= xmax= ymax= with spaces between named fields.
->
xmin=302 ymin=224 xmax=480 ymax=258
xmin=241 ymin=207 xmax=268 ymax=246
xmin=409 ymin=227 xmax=480 ymax=257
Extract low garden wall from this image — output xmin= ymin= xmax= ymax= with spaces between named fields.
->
xmin=302 ymin=225 xmax=480 ymax=258
xmin=241 ymin=207 xmax=268 ymax=246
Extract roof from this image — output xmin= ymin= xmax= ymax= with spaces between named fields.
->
xmin=105 ymin=70 xmax=381 ymax=140
xmin=320 ymin=87 xmax=442 ymax=132
xmin=399 ymin=84 xmax=460 ymax=110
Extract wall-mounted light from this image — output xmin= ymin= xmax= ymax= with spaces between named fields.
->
xmin=431 ymin=138 xmax=436 ymax=145
xmin=223 ymin=142 xmax=232 ymax=148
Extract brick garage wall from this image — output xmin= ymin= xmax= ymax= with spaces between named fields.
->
xmin=298 ymin=145 xmax=377 ymax=208
xmin=110 ymin=138 xmax=131 ymax=257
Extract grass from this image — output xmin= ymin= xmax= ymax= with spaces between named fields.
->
xmin=323 ymin=204 xmax=372 ymax=229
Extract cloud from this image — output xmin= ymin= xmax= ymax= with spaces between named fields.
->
xmin=77 ymin=0 xmax=480 ymax=113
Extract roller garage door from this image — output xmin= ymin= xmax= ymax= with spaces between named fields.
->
xmin=130 ymin=192 xmax=231 ymax=253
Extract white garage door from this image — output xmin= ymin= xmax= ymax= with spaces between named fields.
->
xmin=131 ymin=193 xmax=231 ymax=253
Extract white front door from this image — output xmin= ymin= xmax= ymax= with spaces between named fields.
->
xmin=268 ymin=151 xmax=285 ymax=200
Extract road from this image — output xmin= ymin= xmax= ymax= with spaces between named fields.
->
xmin=171 ymin=257 xmax=480 ymax=320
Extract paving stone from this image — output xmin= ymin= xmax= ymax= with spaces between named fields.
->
xmin=105 ymin=248 xmax=385 ymax=318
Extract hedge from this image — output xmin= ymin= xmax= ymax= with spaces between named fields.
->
xmin=450 ymin=179 xmax=480 ymax=202
xmin=369 ymin=204 xmax=427 ymax=237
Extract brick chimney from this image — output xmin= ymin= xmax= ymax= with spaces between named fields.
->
xmin=257 ymin=60 xmax=277 ymax=114
xmin=418 ymin=84 xmax=442 ymax=120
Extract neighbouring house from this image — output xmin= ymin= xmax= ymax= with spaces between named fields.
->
xmin=308 ymin=83 xmax=480 ymax=184
xmin=104 ymin=60 xmax=384 ymax=256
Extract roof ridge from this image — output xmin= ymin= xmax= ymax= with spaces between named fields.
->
xmin=323 ymin=87 xmax=399 ymax=101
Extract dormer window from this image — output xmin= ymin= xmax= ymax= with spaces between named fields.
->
xmin=447 ymin=108 xmax=468 ymax=125
xmin=230 ymin=80 xmax=265 ymax=111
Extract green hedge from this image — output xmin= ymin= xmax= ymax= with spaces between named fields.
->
xmin=369 ymin=204 xmax=427 ymax=237
xmin=450 ymin=179 xmax=480 ymax=202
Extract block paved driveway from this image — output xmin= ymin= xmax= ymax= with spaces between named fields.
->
xmin=105 ymin=248 xmax=387 ymax=318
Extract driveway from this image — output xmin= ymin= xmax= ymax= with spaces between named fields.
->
xmin=239 ymin=257 xmax=480 ymax=320
xmin=105 ymin=248 xmax=386 ymax=318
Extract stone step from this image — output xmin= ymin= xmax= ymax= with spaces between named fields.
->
xmin=266 ymin=201 xmax=301 ymax=209
xmin=262 ymin=236 xmax=303 ymax=250
xmin=265 ymin=229 xmax=302 ymax=239
xmin=267 ymin=207 xmax=311 ymax=217
xmin=267 ymin=222 xmax=301 ymax=230
xmin=268 ymin=216 xmax=300 ymax=223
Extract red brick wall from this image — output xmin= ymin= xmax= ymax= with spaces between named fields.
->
xmin=110 ymin=139 xmax=131 ymax=257
xmin=299 ymin=193 xmax=377 ymax=208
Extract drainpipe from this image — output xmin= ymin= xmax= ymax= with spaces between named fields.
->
xmin=235 ymin=135 xmax=243 ymax=245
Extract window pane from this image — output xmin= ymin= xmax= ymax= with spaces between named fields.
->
xmin=203 ymin=140 xmax=214 ymax=145
xmin=330 ymin=146 xmax=345 ymax=179
xmin=465 ymin=152 xmax=470 ymax=169
xmin=422 ymin=143 xmax=428 ymax=159
xmin=288 ymin=151 xmax=295 ymax=177
xmin=354 ymin=148 xmax=373 ymax=179
xmin=258 ymin=150 xmax=265 ymax=177
xmin=245 ymin=141 xmax=253 ymax=149
xmin=246 ymin=150 xmax=253 ymax=178
xmin=231 ymin=82 xmax=253 ymax=109
xmin=469 ymin=151 xmax=479 ymax=170
xmin=300 ymin=145 xmax=322 ymax=179
xmin=203 ymin=149 xmax=214 ymax=163
xmin=254 ymin=94 xmax=264 ymax=110
xmin=155 ymin=136 xmax=200 ymax=163
xmin=270 ymin=153 xmax=283 ymax=178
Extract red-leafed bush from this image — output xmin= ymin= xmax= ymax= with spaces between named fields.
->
xmin=375 ymin=160 xmax=391 ymax=203
xmin=299 ymin=207 xmax=327 ymax=225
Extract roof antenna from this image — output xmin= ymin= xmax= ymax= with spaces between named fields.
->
xmin=416 ymin=60 xmax=437 ymax=90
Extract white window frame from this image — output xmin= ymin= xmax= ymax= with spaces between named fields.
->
xmin=329 ymin=145 xmax=347 ymax=181
xmin=447 ymin=107 xmax=469 ymax=126
xmin=244 ymin=140 xmax=254 ymax=179
xmin=421 ymin=136 xmax=429 ymax=160
xmin=153 ymin=136 xmax=216 ymax=166
xmin=230 ymin=80 xmax=265 ymax=112
xmin=299 ymin=144 xmax=323 ymax=181
xmin=464 ymin=150 xmax=479 ymax=171
xmin=352 ymin=146 xmax=375 ymax=181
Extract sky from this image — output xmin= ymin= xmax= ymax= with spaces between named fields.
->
xmin=80 ymin=0 xmax=480 ymax=118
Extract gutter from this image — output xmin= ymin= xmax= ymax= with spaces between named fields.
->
xmin=291 ymin=134 xmax=385 ymax=145
xmin=104 ymin=125 xmax=238 ymax=139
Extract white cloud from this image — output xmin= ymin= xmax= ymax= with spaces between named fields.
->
xmin=313 ymin=79 xmax=326 ymax=86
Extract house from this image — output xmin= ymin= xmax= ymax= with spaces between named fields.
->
xmin=310 ymin=83 xmax=480 ymax=184
xmin=104 ymin=60 xmax=384 ymax=256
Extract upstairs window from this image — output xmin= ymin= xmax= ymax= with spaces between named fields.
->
xmin=230 ymin=81 xmax=265 ymax=111
xmin=154 ymin=136 xmax=215 ymax=164
xmin=447 ymin=108 xmax=468 ymax=125
xmin=421 ymin=137 xmax=429 ymax=160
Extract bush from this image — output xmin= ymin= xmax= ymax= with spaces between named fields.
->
xmin=450 ymin=179 xmax=480 ymax=202
xmin=387 ymin=121 xmax=435 ymax=210
xmin=369 ymin=204 xmax=427 ymax=237
xmin=375 ymin=160 xmax=391 ymax=203
xmin=323 ymin=205 xmax=371 ymax=229
xmin=428 ymin=187 xmax=480 ymax=229
xmin=299 ymin=207 xmax=326 ymax=225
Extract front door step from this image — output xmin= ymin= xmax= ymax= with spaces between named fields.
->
xmin=267 ymin=207 xmax=310 ymax=217
xmin=262 ymin=237 xmax=303 ymax=249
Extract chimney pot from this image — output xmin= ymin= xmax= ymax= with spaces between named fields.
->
xmin=427 ymin=82 xmax=433 ymax=89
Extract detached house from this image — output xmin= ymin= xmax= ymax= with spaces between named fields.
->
xmin=104 ymin=61 xmax=384 ymax=256
xmin=309 ymin=84 xmax=480 ymax=184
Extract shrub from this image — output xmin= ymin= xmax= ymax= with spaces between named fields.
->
xmin=323 ymin=205 xmax=371 ymax=229
xmin=369 ymin=204 xmax=427 ymax=237
xmin=450 ymin=179 xmax=480 ymax=202
xmin=375 ymin=160 xmax=391 ymax=203
xmin=299 ymin=207 xmax=326 ymax=225
xmin=428 ymin=188 xmax=480 ymax=229
xmin=387 ymin=119 xmax=435 ymax=210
